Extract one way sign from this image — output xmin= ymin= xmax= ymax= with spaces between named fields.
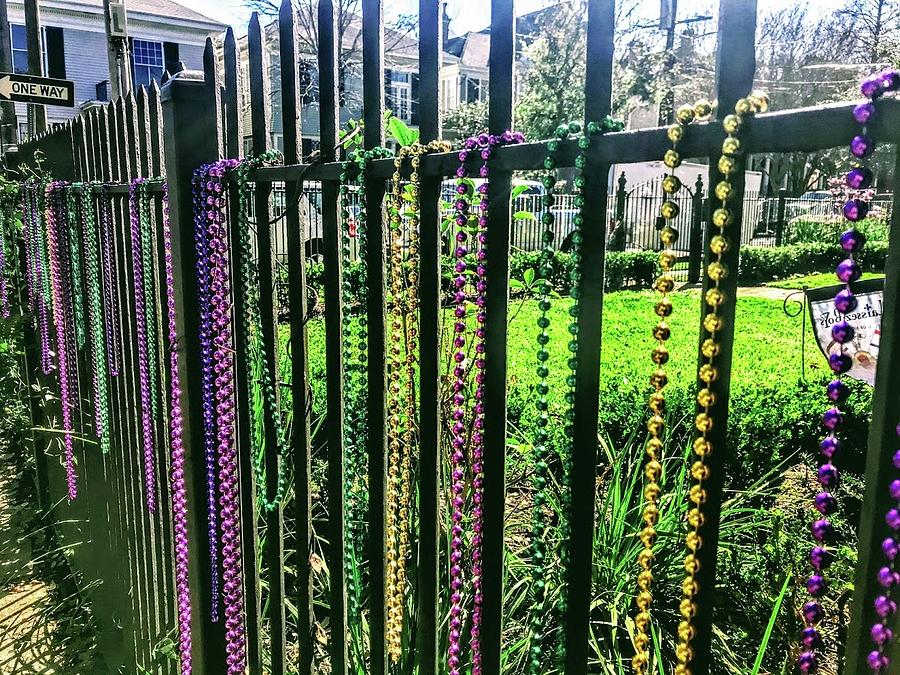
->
xmin=0 ymin=73 xmax=75 ymax=108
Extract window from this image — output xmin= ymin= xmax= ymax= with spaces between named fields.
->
xmin=132 ymin=39 xmax=164 ymax=87
xmin=299 ymin=60 xmax=319 ymax=104
xmin=441 ymin=77 xmax=456 ymax=110
xmin=389 ymin=71 xmax=412 ymax=122
xmin=11 ymin=24 xmax=46 ymax=75
xmin=464 ymin=76 xmax=487 ymax=104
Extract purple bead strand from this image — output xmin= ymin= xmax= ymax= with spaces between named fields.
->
xmin=860 ymin=66 xmax=900 ymax=675
xmin=447 ymin=131 xmax=523 ymax=675
xmin=129 ymin=178 xmax=157 ymax=512
xmin=46 ymin=182 xmax=77 ymax=501
xmin=0 ymin=204 xmax=9 ymax=319
xmin=797 ymin=69 xmax=900 ymax=674
xmin=202 ymin=160 xmax=246 ymax=673
xmin=448 ymin=139 xmax=473 ymax=675
xmin=192 ymin=167 xmax=220 ymax=621
xmin=160 ymin=182 xmax=194 ymax=675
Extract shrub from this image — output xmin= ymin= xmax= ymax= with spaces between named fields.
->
xmin=786 ymin=215 xmax=889 ymax=246
xmin=738 ymin=241 xmax=888 ymax=284
xmin=291 ymin=241 xmax=888 ymax=307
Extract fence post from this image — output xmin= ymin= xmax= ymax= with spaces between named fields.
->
xmin=160 ymin=69 xmax=226 ymax=674
xmin=774 ymin=187 xmax=787 ymax=246
xmin=614 ymin=170 xmax=626 ymax=222
xmin=688 ymin=174 xmax=705 ymax=284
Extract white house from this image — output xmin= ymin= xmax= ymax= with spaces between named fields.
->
xmin=5 ymin=0 xmax=224 ymax=138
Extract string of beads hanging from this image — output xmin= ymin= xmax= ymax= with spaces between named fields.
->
xmin=631 ymin=99 xmax=711 ymax=674
xmin=674 ymin=90 xmax=768 ymax=675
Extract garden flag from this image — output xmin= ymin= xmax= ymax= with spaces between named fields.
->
xmin=808 ymin=277 xmax=884 ymax=385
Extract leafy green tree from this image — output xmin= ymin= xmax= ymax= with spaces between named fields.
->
xmin=442 ymin=100 xmax=489 ymax=141
xmin=515 ymin=1 xmax=588 ymax=140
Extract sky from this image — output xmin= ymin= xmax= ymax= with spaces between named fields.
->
xmin=187 ymin=0 xmax=845 ymax=35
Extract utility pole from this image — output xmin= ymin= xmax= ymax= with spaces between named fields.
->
xmin=0 ymin=0 xmax=18 ymax=150
xmin=656 ymin=0 xmax=711 ymax=126
xmin=103 ymin=0 xmax=131 ymax=99
xmin=658 ymin=0 xmax=678 ymax=126
xmin=24 ymin=0 xmax=46 ymax=135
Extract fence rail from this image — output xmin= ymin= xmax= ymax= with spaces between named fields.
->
xmin=5 ymin=1 xmax=900 ymax=675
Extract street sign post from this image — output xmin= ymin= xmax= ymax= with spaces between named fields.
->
xmin=0 ymin=72 xmax=74 ymax=107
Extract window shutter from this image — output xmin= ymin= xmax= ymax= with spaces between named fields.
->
xmin=410 ymin=72 xmax=419 ymax=126
xmin=45 ymin=27 xmax=65 ymax=79
xmin=163 ymin=42 xmax=179 ymax=74
xmin=384 ymin=68 xmax=393 ymax=114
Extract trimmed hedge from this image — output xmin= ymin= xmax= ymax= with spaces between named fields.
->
xmin=738 ymin=241 xmax=888 ymax=284
xmin=291 ymin=241 xmax=889 ymax=306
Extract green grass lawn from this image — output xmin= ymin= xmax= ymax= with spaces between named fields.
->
xmin=766 ymin=271 xmax=884 ymax=290
xmin=295 ymin=289 xmax=811 ymax=416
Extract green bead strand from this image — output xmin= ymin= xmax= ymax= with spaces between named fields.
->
xmin=79 ymin=183 xmax=112 ymax=454
xmin=64 ymin=189 xmax=86 ymax=349
xmin=233 ymin=150 xmax=289 ymax=512
xmin=137 ymin=180 xmax=163 ymax=450
xmin=527 ymin=117 xmax=624 ymax=675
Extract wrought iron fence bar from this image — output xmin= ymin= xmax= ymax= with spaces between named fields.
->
xmin=149 ymin=82 xmax=163 ymax=175
xmin=481 ymin=1 xmax=515 ymax=672
xmin=689 ymin=2 xmax=758 ymax=672
xmin=316 ymin=2 xmax=350 ymax=672
xmin=110 ymin=95 xmax=150 ymax=667
xmin=277 ymin=2 xmax=315 ymax=673
xmin=213 ymin=24 xmax=266 ymax=666
xmin=136 ymin=90 xmax=151 ymax=179
xmin=361 ymin=2 xmax=388 ymax=673
xmin=224 ymin=28 xmax=242 ymax=161
xmin=414 ymin=0 xmax=442 ymax=672
xmin=249 ymin=98 xmax=900 ymax=184
xmin=133 ymin=84 xmax=168 ymax=647
xmin=161 ymin=70 xmax=229 ymax=673
xmin=248 ymin=12 xmax=289 ymax=674
xmin=564 ymin=0 xmax=615 ymax=671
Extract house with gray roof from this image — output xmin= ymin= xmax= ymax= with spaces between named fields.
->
xmin=5 ymin=0 xmax=224 ymax=139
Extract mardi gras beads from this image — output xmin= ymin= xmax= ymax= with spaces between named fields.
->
xmin=447 ymin=130 xmax=524 ymax=675
xmin=98 ymin=187 xmax=122 ymax=378
xmin=45 ymin=181 xmax=77 ymax=500
xmin=384 ymin=139 xmax=450 ymax=660
xmin=77 ymin=184 xmax=111 ymax=455
xmin=234 ymin=150 xmax=289 ymax=511
xmin=818 ymin=69 xmax=900 ymax=675
xmin=192 ymin=166 xmax=221 ymax=620
xmin=631 ymin=99 xmax=711 ymax=674
xmin=22 ymin=181 xmax=53 ymax=375
xmin=338 ymin=144 xmax=392 ymax=647
xmin=675 ymin=91 xmax=768 ymax=675
xmin=194 ymin=159 xmax=247 ymax=673
xmin=130 ymin=178 xmax=159 ymax=512
xmin=64 ymin=188 xmax=86 ymax=348
xmin=156 ymin=179 xmax=195 ymax=675
xmin=524 ymin=116 xmax=622 ymax=673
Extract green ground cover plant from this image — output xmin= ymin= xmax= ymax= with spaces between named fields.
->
xmin=275 ymin=288 xmax=870 ymax=673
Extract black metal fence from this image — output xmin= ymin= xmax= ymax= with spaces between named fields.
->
xmin=7 ymin=1 xmax=900 ymax=675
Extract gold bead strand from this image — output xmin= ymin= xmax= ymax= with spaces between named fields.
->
xmin=632 ymin=99 xmax=712 ymax=675
xmin=674 ymin=90 xmax=768 ymax=675
xmin=390 ymin=141 xmax=452 ymax=660
xmin=385 ymin=145 xmax=411 ymax=655
xmin=385 ymin=141 xmax=452 ymax=661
